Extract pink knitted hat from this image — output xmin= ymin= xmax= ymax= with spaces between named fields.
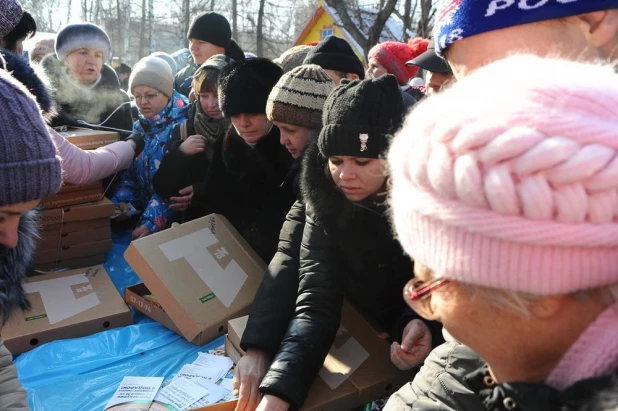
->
xmin=388 ymin=54 xmax=618 ymax=296
xmin=368 ymin=39 xmax=429 ymax=85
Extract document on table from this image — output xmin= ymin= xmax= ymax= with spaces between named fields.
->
xmin=190 ymin=352 xmax=234 ymax=381
xmin=104 ymin=376 xmax=163 ymax=411
xmin=150 ymin=377 xmax=210 ymax=411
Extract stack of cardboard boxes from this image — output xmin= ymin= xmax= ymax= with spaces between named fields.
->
xmin=35 ymin=129 xmax=120 ymax=271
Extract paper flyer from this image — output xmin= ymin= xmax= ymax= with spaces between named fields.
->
xmin=104 ymin=376 xmax=164 ymax=411
xmin=191 ymin=352 xmax=234 ymax=380
xmin=150 ymin=377 xmax=210 ymax=411
xmin=177 ymin=364 xmax=222 ymax=383
xmin=187 ymin=382 xmax=229 ymax=409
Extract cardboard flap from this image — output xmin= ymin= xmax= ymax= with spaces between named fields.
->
xmin=124 ymin=215 xmax=266 ymax=343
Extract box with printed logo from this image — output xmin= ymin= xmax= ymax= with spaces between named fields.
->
xmin=2 ymin=266 xmax=132 ymax=354
xmin=210 ymin=301 xmax=414 ymax=411
xmin=124 ymin=214 xmax=267 ymax=346
xmin=59 ymin=128 xmax=120 ymax=150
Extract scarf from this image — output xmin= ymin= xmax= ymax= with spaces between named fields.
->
xmin=193 ymin=98 xmax=230 ymax=141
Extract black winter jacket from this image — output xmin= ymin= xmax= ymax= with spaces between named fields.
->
xmin=258 ymin=141 xmax=442 ymax=408
xmin=41 ymin=55 xmax=133 ymax=133
xmin=166 ymin=124 xmax=295 ymax=262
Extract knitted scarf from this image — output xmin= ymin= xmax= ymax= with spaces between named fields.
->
xmin=194 ymin=99 xmax=230 ymax=141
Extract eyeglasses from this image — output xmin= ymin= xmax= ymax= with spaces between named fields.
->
xmin=133 ymin=92 xmax=160 ymax=103
xmin=403 ymin=277 xmax=450 ymax=319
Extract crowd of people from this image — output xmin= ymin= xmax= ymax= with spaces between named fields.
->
xmin=0 ymin=0 xmax=617 ymax=410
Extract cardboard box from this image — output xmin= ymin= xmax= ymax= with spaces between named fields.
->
xmin=224 ymin=335 xmax=243 ymax=365
xmin=124 ymin=283 xmax=181 ymax=335
xmin=124 ymin=214 xmax=266 ymax=346
xmin=2 ymin=266 xmax=133 ymax=354
xmin=220 ymin=302 xmax=414 ymax=411
xmin=34 ymin=254 xmax=107 ymax=272
xmin=41 ymin=186 xmax=103 ymax=210
xmin=56 ymin=182 xmax=103 ymax=194
xmin=39 ymin=226 xmax=111 ymax=251
xmin=59 ymin=128 xmax=120 ymax=150
xmin=42 ymin=198 xmax=115 ymax=226
xmin=42 ymin=217 xmax=110 ymax=237
xmin=35 ymin=239 xmax=112 ymax=264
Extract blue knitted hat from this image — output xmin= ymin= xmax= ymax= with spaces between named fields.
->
xmin=55 ymin=22 xmax=112 ymax=62
xmin=435 ymin=0 xmax=618 ymax=56
xmin=0 ymin=70 xmax=62 ymax=206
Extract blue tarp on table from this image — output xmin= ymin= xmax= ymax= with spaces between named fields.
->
xmin=14 ymin=230 xmax=224 ymax=410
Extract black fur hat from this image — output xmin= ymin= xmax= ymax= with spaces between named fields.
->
xmin=218 ymin=57 xmax=282 ymax=117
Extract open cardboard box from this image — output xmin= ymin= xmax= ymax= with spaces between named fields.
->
xmin=42 ymin=197 xmax=115 ymax=227
xmin=58 ymin=128 xmax=120 ymax=150
xmin=210 ymin=301 xmax=415 ymax=411
xmin=2 ymin=266 xmax=132 ymax=354
xmin=124 ymin=214 xmax=266 ymax=346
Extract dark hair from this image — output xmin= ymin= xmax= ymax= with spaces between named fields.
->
xmin=193 ymin=66 xmax=221 ymax=94
xmin=2 ymin=11 xmax=36 ymax=53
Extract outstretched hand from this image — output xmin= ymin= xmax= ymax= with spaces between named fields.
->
xmin=169 ymin=186 xmax=194 ymax=211
xmin=390 ymin=319 xmax=432 ymax=370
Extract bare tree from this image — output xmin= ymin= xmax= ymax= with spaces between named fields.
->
xmin=182 ymin=0 xmax=191 ymax=47
xmin=416 ymin=0 xmax=436 ymax=38
xmin=324 ymin=0 xmax=398 ymax=57
xmin=256 ymin=0 xmax=266 ymax=56
xmin=232 ymin=0 xmax=238 ymax=39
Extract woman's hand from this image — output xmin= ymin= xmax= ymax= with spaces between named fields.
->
xmin=255 ymin=395 xmax=290 ymax=411
xmin=179 ymin=135 xmax=207 ymax=155
xmin=169 ymin=186 xmax=194 ymax=211
xmin=233 ymin=349 xmax=271 ymax=411
xmin=131 ymin=224 xmax=152 ymax=240
xmin=390 ymin=319 xmax=432 ymax=370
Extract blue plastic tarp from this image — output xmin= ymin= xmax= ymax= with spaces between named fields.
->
xmin=14 ymin=230 xmax=225 ymax=410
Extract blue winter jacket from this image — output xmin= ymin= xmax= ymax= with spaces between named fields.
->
xmin=112 ymin=91 xmax=189 ymax=233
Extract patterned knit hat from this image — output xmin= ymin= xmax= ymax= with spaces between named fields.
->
xmin=56 ymin=23 xmax=112 ymax=62
xmin=368 ymin=38 xmax=429 ymax=85
xmin=388 ymin=55 xmax=618 ymax=295
xmin=0 ymin=0 xmax=23 ymax=39
xmin=319 ymin=75 xmax=404 ymax=159
xmin=129 ymin=56 xmax=174 ymax=97
xmin=274 ymin=45 xmax=313 ymax=73
xmin=434 ymin=0 xmax=618 ymax=56
xmin=0 ymin=70 xmax=62 ymax=206
xmin=266 ymin=64 xmax=334 ymax=130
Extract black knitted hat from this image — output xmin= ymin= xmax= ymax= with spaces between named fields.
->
xmin=318 ymin=75 xmax=404 ymax=159
xmin=187 ymin=12 xmax=232 ymax=48
xmin=218 ymin=57 xmax=283 ymax=117
xmin=225 ymin=39 xmax=246 ymax=61
xmin=303 ymin=36 xmax=365 ymax=80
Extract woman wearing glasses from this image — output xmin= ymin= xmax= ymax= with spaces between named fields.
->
xmin=111 ymin=56 xmax=189 ymax=240
xmin=388 ymin=55 xmax=618 ymax=411
xmin=41 ymin=23 xmax=132 ymax=132
xmin=250 ymin=76 xmax=443 ymax=411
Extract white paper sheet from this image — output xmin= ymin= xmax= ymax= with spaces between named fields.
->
xmin=104 ymin=376 xmax=163 ymax=411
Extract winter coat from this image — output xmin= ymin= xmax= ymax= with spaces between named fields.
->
xmin=258 ymin=140 xmax=443 ymax=408
xmin=0 ymin=49 xmax=135 ymax=187
xmin=153 ymin=103 xmax=230 ymax=206
xmin=0 ymin=211 xmax=41 ymax=411
xmin=41 ymin=55 xmax=133 ymax=132
xmin=174 ymin=62 xmax=198 ymax=98
xmin=111 ymin=91 xmax=189 ymax=233
xmin=183 ymin=124 xmax=295 ymax=262
xmin=384 ymin=330 xmax=486 ymax=411
xmin=240 ymin=156 xmax=304 ymax=357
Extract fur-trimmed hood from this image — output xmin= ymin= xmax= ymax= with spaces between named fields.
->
xmin=300 ymin=138 xmax=387 ymax=233
xmin=0 ymin=211 xmax=38 ymax=326
xmin=0 ymin=48 xmax=55 ymax=119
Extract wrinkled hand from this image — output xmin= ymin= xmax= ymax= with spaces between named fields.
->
xmin=255 ymin=395 xmax=290 ymax=411
xmin=233 ymin=349 xmax=271 ymax=411
xmin=390 ymin=319 xmax=432 ymax=370
xmin=132 ymin=224 xmax=152 ymax=240
xmin=169 ymin=186 xmax=194 ymax=211
xmin=180 ymin=135 xmax=207 ymax=155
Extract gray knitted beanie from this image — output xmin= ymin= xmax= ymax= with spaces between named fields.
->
xmin=0 ymin=0 xmax=23 ymax=39
xmin=0 ymin=70 xmax=62 ymax=206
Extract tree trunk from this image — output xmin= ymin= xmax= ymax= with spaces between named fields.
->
xmin=402 ymin=0 xmax=413 ymax=41
xmin=148 ymin=0 xmax=154 ymax=54
xmin=183 ymin=0 xmax=191 ymax=47
xmin=139 ymin=0 xmax=147 ymax=57
xmin=210 ymin=0 xmax=216 ymax=11
xmin=417 ymin=0 xmax=432 ymax=38
xmin=323 ymin=0 xmax=368 ymax=54
xmin=232 ymin=0 xmax=238 ymax=39
xmin=365 ymin=0 xmax=398 ymax=56
xmin=66 ymin=0 xmax=72 ymax=24
xmin=256 ymin=0 xmax=266 ymax=56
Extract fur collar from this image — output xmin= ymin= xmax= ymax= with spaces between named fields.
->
xmin=0 ymin=48 xmax=55 ymax=119
xmin=0 ymin=211 xmax=39 ymax=326
xmin=222 ymin=125 xmax=282 ymax=179
xmin=300 ymin=139 xmax=386 ymax=232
